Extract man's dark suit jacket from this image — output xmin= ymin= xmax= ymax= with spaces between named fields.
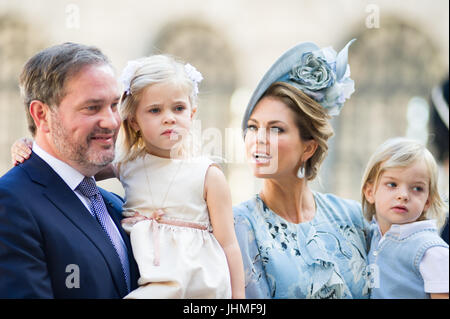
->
xmin=0 ymin=152 xmax=139 ymax=298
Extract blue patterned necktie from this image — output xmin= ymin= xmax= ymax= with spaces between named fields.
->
xmin=77 ymin=177 xmax=130 ymax=292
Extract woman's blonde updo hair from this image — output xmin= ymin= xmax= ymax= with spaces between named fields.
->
xmin=117 ymin=54 xmax=199 ymax=164
xmin=262 ymin=82 xmax=334 ymax=181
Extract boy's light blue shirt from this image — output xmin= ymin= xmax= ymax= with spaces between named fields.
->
xmin=368 ymin=219 xmax=448 ymax=299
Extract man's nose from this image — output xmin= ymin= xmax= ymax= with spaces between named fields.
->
xmin=99 ymin=106 xmax=120 ymax=130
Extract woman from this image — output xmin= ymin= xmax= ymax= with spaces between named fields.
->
xmin=233 ymin=39 xmax=371 ymax=298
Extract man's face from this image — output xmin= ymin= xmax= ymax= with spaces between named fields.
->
xmin=48 ymin=63 xmax=121 ymax=175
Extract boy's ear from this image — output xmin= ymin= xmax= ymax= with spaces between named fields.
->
xmin=364 ymin=182 xmax=376 ymax=204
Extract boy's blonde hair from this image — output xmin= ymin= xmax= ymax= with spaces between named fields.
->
xmin=361 ymin=137 xmax=448 ymax=229
xmin=116 ymin=54 xmax=199 ymax=164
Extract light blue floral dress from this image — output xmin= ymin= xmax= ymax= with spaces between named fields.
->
xmin=233 ymin=192 xmax=371 ymax=299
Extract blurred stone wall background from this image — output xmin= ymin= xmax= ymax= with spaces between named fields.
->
xmin=0 ymin=0 xmax=448 ymax=205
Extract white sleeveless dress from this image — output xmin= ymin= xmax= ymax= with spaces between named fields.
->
xmin=118 ymin=153 xmax=231 ymax=299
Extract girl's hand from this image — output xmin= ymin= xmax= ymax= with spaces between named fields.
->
xmin=11 ymin=137 xmax=33 ymax=166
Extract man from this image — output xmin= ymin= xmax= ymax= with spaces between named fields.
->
xmin=0 ymin=43 xmax=138 ymax=298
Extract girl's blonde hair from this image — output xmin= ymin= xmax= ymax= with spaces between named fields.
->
xmin=361 ymin=137 xmax=448 ymax=229
xmin=116 ymin=54 xmax=199 ymax=164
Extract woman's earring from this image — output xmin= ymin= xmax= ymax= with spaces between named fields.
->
xmin=297 ymin=163 xmax=305 ymax=179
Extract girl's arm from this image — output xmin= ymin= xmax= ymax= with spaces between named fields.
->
xmin=10 ymin=137 xmax=117 ymax=181
xmin=204 ymin=165 xmax=245 ymax=299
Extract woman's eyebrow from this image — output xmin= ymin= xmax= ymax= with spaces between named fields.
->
xmin=248 ymin=119 xmax=286 ymax=125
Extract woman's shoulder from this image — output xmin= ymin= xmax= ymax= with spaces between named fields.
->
xmin=314 ymin=191 xmax=364 ymax=226
xmin=232 ymin=197 xmax=264 ymax=237
xmin=315 ymin=191 xmax=361 ymax=210
xmin=233 ymin=196 xmax=259 ymax=219
xmin=234 ymin=196 xmax=270 ymax=228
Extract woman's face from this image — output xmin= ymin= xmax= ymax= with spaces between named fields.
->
xmin=244 ymin=96 xmax=314 ymax=179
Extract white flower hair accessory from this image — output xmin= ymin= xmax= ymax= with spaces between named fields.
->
xmin=119 ymin=60 xmax=143 ymax=95
xmin=184 ymin=63 xmax=203 ymax=96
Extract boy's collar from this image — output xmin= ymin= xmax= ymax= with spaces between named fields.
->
xmin=371 ymin=217 xmax=437 ymax=240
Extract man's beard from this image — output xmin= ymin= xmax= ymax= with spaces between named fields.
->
xmin=50 ymin=111 xmax=116 ymax=171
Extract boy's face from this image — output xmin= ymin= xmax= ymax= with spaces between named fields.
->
xmin=364 ymin=160 xmax=431 ymax=234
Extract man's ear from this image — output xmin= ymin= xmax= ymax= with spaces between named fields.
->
xmin=29 ymin=100 xmax=51 ymax=133
xmin=364 ymin=182 xmax=376 ymax=204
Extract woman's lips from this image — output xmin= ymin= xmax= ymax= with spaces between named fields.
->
xmin=252 ymin=152 xmax=272 ymax=165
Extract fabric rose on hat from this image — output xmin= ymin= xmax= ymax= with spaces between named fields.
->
xmin=287 ymin=39 xmax=356 ymax=116
xmin=289 ymin=51 xmax=336 ymax=95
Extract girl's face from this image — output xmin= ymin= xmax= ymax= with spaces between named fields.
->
xmin=131 ymin=81 xmax=195 ymax=158
xmin=244 ymin=96 xmax=317 ymax=179
xmin=364 ymin=160 xmax=431 ymax=234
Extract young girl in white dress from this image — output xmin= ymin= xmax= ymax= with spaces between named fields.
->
xmin=361 ymin=137 xmax=448 ymax=298
xmin=12 ymin=55 xmax=245 ymax=299
xmin=119 ymin=55 xmax=245 ymax=298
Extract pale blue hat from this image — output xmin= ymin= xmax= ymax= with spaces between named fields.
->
xmin=242 ymin=39 xmax=356 ymax=133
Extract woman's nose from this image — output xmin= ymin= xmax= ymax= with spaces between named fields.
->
xmin=257 ymin=128 xmax=267 ymax=144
